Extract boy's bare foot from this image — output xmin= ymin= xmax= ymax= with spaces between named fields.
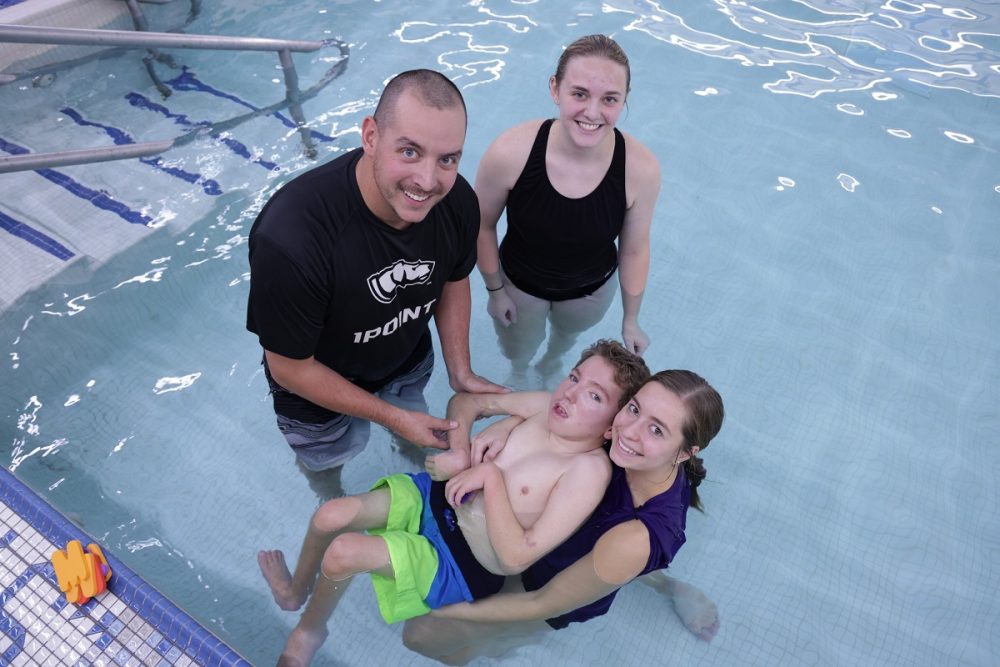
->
xmin=277 ymin=625 xmax=329 ymax=667
xmin=425 ymin=448 xmax=471 ymax=481
xmin=670 ymin=579 xmax=720 ymax=642
xmin=258 ymin=550 xmax=306 ymax=611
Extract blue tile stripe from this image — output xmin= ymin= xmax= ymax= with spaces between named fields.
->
xmin=124 ymin=93 xmax=280 ymax=171
xmin=0 ymin=209 xmax=75 ymax=261
xmin=0 ymin=468 xmax=251 ymax=667
xmin=166 ymin=68 xmax=337 ymax=142
xmin=58 ymin=108 xmax=223 ymax=196
xmin=0 ymin=136 xmax=154 ymax=226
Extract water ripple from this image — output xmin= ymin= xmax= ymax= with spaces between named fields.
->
xmin=610 ymin=0 xmax=999 ymax=99
xmin=153 ymin=373 xmax=202 ymax=395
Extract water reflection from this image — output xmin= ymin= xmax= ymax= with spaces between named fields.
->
xmin=394 ymin=9 xmax=537 ymax=87
xmin=607 ymin=0 xmax=999 ymax=98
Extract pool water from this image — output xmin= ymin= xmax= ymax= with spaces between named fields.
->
xmin=2 ymin=1 xmax=998 ymax=665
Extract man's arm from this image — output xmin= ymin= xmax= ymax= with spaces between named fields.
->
xmin=434 ymin=277 xmax=508 ymax=394
xmin=265 ymin=350 xmax=454 ymax=449
xmin=445 ymin=454 xmax=611 ymax=574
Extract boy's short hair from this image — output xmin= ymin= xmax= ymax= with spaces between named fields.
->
xmin=575 ymin=339 xmax=650 ymax=408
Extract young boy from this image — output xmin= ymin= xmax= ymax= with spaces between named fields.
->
xmin=258 ymin=340 xmax=648 ymax=667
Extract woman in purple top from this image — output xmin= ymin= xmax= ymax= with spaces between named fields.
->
xmin=403 ymin=370 xmax=725 ymax=662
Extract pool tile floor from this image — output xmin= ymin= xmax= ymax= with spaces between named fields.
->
xmin=1 ymin=468 xmax=250 ymax=666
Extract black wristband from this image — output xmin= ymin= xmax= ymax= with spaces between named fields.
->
xmin=486 ymin=284 xmax=505 ymax=292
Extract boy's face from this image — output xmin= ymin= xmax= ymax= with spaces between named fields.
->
xmin=548 ymin=355 xmax=623 ymax=441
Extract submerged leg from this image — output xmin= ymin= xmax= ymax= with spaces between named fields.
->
xmin=492 ymin=281 xmax=551 ymax=383
xmin=537 ymin=277 xmax=617 ymax=380
xmin=403 ymin=614 xmax=551 ymax=666
xmin=276 ymin=577 xmax=343 ymax=667
xmin=638 ymin=571 xmax=720 ymax=642
xmin=277 ymin=534 xmax=392 ymax=667
xmin=258 ymin=488 xmax=391 ymax=611
xmin=268 ymin=492 xmax=393 ymax=666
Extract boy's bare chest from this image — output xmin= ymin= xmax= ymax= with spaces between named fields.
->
xmin=494 ymin=428 xmax=572 ymax=520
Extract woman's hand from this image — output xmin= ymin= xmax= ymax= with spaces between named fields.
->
xmin=487 ymin=288 xmax=518 ymax=327
xmin=622 ymin=318 xmax=650 ymax=356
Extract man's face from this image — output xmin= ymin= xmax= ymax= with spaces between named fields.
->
xmin=360 ymin=90 xmax=466 ymax=229
xmin=548 ymin=355 xmax=623 ymax=441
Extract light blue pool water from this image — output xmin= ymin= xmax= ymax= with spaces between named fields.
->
xmin=2 ymin=1 xmax=998 ymax=665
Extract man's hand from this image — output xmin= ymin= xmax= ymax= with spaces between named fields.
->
xmin=445 ymin=462 xmax=501 ymax=508
xmin=387 ymin=410 xmax=457 ymax=449
xmin=448 ymin=371 xmax=509 ymax=395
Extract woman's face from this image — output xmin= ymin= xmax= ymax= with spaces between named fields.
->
xmin=549 ymin=55 xmax=628 ymax=148
xmin=610 ymin=382 xmax=694 ymax=472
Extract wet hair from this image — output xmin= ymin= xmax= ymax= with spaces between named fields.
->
xmin=647 ymin=370 xmax=725 ymax=512
xmin=373 ymin=69 xmax=467 ymax=130
xmin=553 ymin=34 xmax=631 ymax=94
xmin=575 ymin=339 xmax=650 ymax=410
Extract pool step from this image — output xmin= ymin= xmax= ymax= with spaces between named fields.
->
xmin=0 ymin=0 xmax=348 ymax=312
xmin=0 ymin=58 xmax=344 ymax=312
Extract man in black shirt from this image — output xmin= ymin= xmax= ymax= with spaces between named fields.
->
xmin=247 ymin=69 xmax=505 ymax=475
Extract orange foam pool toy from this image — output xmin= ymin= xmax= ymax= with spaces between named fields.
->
xmin=51 ymin=540 xmax=112 ymax=605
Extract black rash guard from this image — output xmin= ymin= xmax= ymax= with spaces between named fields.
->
xmin=247 ymin=148 xmax=478 ymax=422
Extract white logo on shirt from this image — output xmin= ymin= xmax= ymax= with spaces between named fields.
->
xmin=367 ymin=259 xmax=435 ymax=304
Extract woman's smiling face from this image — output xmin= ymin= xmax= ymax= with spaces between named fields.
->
xmin=610 ymin=381 xmax=693 ymax=472
xmin=549 ymin=54 xmax=628 ymax=148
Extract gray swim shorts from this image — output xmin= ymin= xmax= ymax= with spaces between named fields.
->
xmin=276 ymin=350 xmax=434 ymax=471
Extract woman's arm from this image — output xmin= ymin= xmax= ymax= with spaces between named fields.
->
xmin=474 ymin=122 xmax=539 ymax=325
xmin=432 ymin=520 xmax=652 ymax=622
xmin=473 ymin=123 xmax=536 ymax=285
xmin=618 ymin=135 xmax=662 ymax=355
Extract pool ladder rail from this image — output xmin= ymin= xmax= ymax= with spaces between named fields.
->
xmin=0 ymin=18 xmax=349 ymax=172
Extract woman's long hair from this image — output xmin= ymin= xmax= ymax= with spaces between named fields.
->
xmin=648 ymin=370 xmax=724 ymax=512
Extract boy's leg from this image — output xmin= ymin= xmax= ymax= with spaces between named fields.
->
xmin=259 ymin=488 xmax=391 ymax=611
xmin=277 ymin=533 xmax=393 ymax=667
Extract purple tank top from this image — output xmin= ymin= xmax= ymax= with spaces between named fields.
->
xmin=521 ymin=463 xmax=690 ymax=629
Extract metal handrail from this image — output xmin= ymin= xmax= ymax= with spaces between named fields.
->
xmin=0 ymin=24 xmax=323 ymax=53
xmin=0 ymin=140 xmax=174 ymax=174
xmin=0 ymin=23 xmax=340 ymax=164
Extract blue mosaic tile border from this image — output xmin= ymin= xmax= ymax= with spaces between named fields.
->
xmin=1 ymin=467 xmax=251 ymax=666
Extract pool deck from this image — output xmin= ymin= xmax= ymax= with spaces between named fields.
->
xmin=1 ymin=467 xmax=251 ymax=667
